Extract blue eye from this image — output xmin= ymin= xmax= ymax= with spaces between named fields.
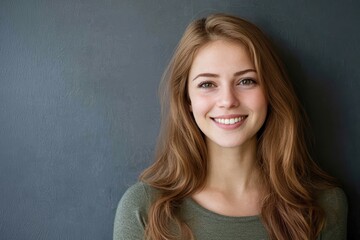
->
xmin=198 ymin=81 xmax=215 ymax=88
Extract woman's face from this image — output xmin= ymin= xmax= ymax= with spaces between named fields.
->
xmin=187 ymin=40 xmax=267 ymax=149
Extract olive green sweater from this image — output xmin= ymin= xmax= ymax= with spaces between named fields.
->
xmin=113 ymin=182 xmax=347 ymax=240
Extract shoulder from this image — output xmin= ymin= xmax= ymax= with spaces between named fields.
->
xmin=119 ymin=181 xmax=158 ymax=207
xmin=317 ymin=187 xmax=348 ymax=240
xmin=318 ymin=187 xmax=347 ymax=203
xmin=113 ymin=182 xmax=159 ymax=240
xmin=317 ymin=187 xmax=347 ymax=217
xmin=115 ymin=181 xmax=159 ymax=218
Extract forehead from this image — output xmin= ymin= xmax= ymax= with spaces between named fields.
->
xmin=189 ymin=39 xmax=254 ymax=76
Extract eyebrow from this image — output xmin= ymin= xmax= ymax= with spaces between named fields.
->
xmin=192 ymin=69 xmax=257 ymax=81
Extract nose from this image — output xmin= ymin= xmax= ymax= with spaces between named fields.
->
xmin=217 ymin=86 xmax=239 ymax=108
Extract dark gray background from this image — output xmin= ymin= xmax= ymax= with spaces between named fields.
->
xmin=1 ymin=0 xmax=359 ymax=239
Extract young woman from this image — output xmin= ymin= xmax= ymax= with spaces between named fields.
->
xmin=113 ymin=13 xmax=347 ymax=240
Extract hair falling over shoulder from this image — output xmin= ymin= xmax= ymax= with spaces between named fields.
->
xmin=140 ymin=13 xmax=336 ymax=240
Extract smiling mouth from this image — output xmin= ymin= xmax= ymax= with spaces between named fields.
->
xmin=213 ymin=116 xmax=247 ymax=125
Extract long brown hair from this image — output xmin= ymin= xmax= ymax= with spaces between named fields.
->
xmin=140 ymin=13 xmax=335 ymax=240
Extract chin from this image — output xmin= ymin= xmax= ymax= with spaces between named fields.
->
xmin=207 ymin=136 xmax=257 ymax=149
xmin=208 ymin=139 xmax=248 ymax=149
xmin=217 ymin=143 xmax=246 ymax=149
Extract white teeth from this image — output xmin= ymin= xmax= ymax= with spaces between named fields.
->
xmin=214 ymin=116 xmax=245 ymax=125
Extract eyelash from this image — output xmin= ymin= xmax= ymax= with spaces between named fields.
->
xmin=238 ymin=78 xmax=257 ymax=86
xmin=198 ymin=81 xmax=215 ymax=88
xmin=197 ymin=78 xmax=257 ymax=88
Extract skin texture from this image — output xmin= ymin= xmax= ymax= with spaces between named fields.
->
xmin=187 ymin=39 xmax=268 ymax=217
xmin=188 ymin=39 xmax=267 ymax=150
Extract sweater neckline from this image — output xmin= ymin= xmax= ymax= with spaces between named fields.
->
xmin=184 ymin=197 xmax=261 ymax=222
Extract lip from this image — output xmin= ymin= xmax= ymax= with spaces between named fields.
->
xmin=211 ymin=114 xmax=248 ymax=130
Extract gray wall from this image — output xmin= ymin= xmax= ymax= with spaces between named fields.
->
xmin=0 ymin=0 xmax=359 ymax=239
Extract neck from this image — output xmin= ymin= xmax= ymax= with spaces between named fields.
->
xmin=205 ymin=137 xmax=261 ymax=193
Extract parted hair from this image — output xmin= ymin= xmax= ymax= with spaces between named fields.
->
xmin=140 ymin=13 xmax=335 ymax=240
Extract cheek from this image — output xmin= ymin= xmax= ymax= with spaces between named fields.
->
xmin=189 ymin=96 xmax=211 ymax=117
xmin=256 ymin=95 xmax=267 ymax=113
xmin=243 ymin=90 xmax=268 ymax=120
xmin=250 ymin=89 xmax=267 ymax=108
xmin=253 ymin=92 xmax=268 ymax=122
